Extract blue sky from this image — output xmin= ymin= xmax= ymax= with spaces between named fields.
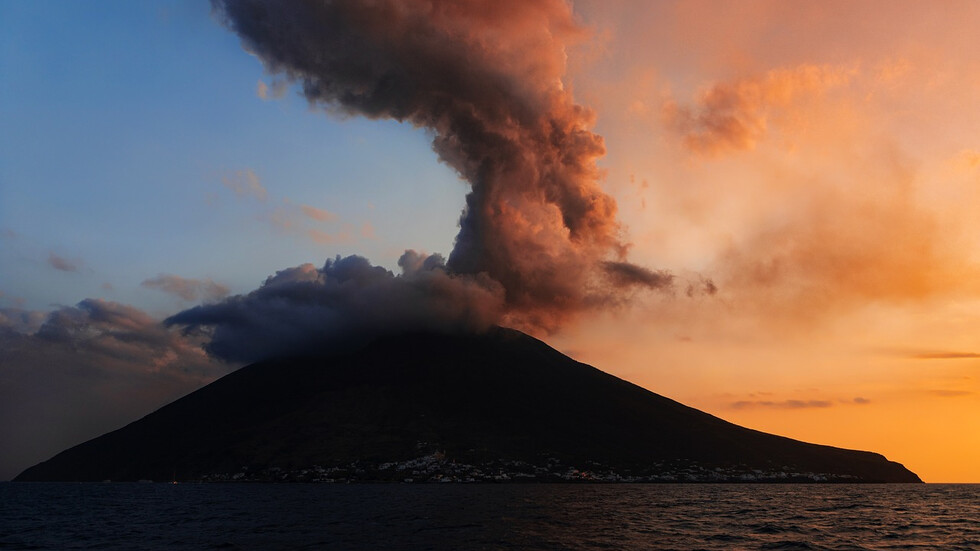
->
xmin=1 ymin=0 xmax=464 ymax=315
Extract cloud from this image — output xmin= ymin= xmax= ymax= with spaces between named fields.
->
xmin=928 ymin=390 xmax=973 ymax=398
xmin=360 ymin=222 xmax=376 ymax=239
xmin=0 ymin=307 xmax=46 ymax=333
xmin=307 ymin=228 xmax=352 ymax=245
xmin=728 ymin=394 xmax=874 ymax=409
xmin=911 ymin=351 xmax=980 ymax=360
xmin=731 ymin=399 xmax=833 ymax=410
xmin=212 ymin=0 xmax=674 ymax=333
xmin=300 ymin=204 xmax=337 ymax=223
xmin=685 ymin=277 xmax=717 ymax=298
xmin=218 ymin=172 xmax=368 ymax=248
xmin=221 ymin=168 xmax=267 ymax=201
xmin=256 ymin=79 xmax=286 ymax=100
xmin=28 ymin=299 xmax=212 ymax=369
xmin=268 ymin=203 xmax=358 ymax=246
xmin=0 ymin=300 xmax=230 ymax=480
xmin=167 ymin=253 xmax=505 ymax=364
xmin=961 ymin=150 xmax=980 ymax=169
xmin=141 ymin=274 xmax=230 ymax=302
xmin=663 ymin=64 xmax=855 ymax=155
xmin=47 ymin=252 xmax=81 ymax=272
xmin=708 ymin=149 xmax=980 ymax=321
xmin=216 ymin=167 xmax=364 ymax=246
xmin=568 ymin=8 xmax=980 ymax=340
xmin=601 ymin=261 xmax=673 ymax=290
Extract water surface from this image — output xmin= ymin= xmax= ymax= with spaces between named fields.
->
xmin=2 ymin=483 xmax=977 ymax=550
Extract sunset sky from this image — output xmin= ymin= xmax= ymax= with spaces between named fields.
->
xmin=2 ymin=1 xmax=979 ymax=482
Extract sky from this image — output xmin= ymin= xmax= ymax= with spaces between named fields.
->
xmin=1 ymin=0 xmax=979 ymax=482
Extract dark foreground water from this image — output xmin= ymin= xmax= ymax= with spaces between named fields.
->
xmin=1 ymin=483 xmax=977 ymax=550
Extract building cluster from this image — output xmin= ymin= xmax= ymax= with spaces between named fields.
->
xmin=195 ymin=452 xmax=857 ymax=484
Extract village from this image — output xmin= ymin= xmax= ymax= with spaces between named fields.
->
xmin=197 ymin=451 xmax=857 ymax=484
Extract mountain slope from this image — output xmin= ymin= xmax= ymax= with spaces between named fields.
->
xmin=16 ymin=328 xmax=920 ymax=482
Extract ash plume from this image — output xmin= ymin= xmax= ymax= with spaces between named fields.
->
xmin=174 ymin=0 xmax=677 ymax=362
xmin=167 ymin=253 xmax=504 ymax=363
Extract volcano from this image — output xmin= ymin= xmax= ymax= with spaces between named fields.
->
xmin=16 ymin=328 xmax=920 ymax=483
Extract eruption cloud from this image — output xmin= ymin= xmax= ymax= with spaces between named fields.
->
xmin=174 ymin=0 xmax=673 ymax=362
xmin=167 ymin=253 xmax=504 ymax=363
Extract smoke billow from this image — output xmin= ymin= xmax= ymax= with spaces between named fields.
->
xmin=167 ymin=252 xmax=504 ymax=363
xmin=172 ymin=0 xmax=675 ymax=362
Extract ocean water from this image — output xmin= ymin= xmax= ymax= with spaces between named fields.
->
xmin=1 ymin=483 xmax=977 ymax=550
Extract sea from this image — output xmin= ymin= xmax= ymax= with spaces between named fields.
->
xmin=1 ymin=483 xmax=977 ymax=550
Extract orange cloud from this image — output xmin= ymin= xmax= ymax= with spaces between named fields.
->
xmin=269 ymin=203 xmax=366 ymax=248
xmin=216 ymin=172 xmax=369 ymax=249
xmin=663 ymin=64 xmax=855 ymax=155
xmin=221 ymin=168 xmax=267 ymax=201
xmin=928 ymin=390 xmax=974 ymax=398
xmin=559 ymin=0 xmax=980 ymax=484
xmin=713 ymin=175 xmax=980 ymax=320
xmin=911 ymin=351 xmax=980 ymax=360
xmin=960 ymin=150 xmax=980 ymax=168
xmin=359 ymin=222 xmax=376 ymax=239
xmin=308 ymin=228 xmax=353 ymax=245
xmin=300 ymin=205 xmax=337 ymax=223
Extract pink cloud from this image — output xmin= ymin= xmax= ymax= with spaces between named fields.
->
xmin=141 ymin=274 xmax=230 ymax=302
xmin=300 ymin=205 xmax=337 ymax=223
xmin=221 ymin=168 xmax=267 ymax=201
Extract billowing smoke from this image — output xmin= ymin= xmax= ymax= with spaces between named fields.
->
xmin=167 ymin=252 xmax=504 ymax=363
xmin=171 ymin=0 xmax=676 ymax=362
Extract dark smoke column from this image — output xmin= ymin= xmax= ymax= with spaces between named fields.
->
xmin=212 ymin=0 xmax=669 ymax=330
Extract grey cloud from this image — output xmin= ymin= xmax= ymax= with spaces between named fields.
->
xmin=0 ymin=307 xmax=46 ymax=333
xmin=48 ymin=252 xmax=81 ymax=272
xmin=166 ymin=253 xmax=505 ymax=364
xmin=601 ymin=261 xmax=673 ymax=290
xmin=0 ymin=300 xmax=230 ymax=480
xmin=686 ymin=278 xmax=718 ymax=297
xmin=731 ymin=399 xmax=833 ymax=410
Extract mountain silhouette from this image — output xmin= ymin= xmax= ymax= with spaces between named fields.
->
xmin=16 ymin=327 xmax=920 ymax=482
